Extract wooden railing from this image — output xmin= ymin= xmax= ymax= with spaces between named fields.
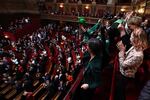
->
xmin=41 ymin=14 xmax=99 ymax=24
xmin=43 ymin=2 xmax=132 ymax=16
xmin=63 ymin=68 xmax=84 ymax=100
xmin=39 ymin=2 xmax=134 ymax=23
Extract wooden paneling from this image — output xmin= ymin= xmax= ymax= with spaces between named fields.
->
xmin=0 ymin=0 xmax=39 ymax=14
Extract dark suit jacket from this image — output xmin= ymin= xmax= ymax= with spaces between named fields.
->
xmin=83 ymin=55 xmax=102 ymax=89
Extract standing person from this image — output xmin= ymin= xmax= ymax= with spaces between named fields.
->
xmin=76 ymin=38 xmax=103 ymax=100
xmin=115 ymin=16 xmax=148 ymax=100
xmin=80 ymin=19 xmax=101 ymax=43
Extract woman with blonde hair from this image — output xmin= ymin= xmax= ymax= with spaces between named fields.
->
xmin=115 ymin=16 xmax=148 ymax=100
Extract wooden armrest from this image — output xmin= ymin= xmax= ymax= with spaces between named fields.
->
xmin=33 ymin=80 xmax=39 ymax=87
xmin=39 ymin=91 xmax=49 ymax=100
xmin=52 ymin=91 xmax=61 ymax=100
xmin=47 ymin=62 xmax=52 ymax=73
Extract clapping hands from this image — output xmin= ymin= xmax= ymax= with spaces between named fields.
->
xmin=81 ymin=83 xmax=89 ymax=90
xmin=117 ymin=41 xmax=126 ymax=52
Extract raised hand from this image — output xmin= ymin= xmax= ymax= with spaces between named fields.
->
xmin=125 ymin=11 xmax=134 ymax=21
xmin=81 ymin=83 xmax=89 ymax=90
xmin=117 ymin=41 xmax=126 ymax=51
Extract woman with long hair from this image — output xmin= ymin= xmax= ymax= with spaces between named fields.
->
xmin=115 ymin=16 xmax=148 ymax=100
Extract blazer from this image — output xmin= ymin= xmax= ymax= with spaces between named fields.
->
xmin=119 ymin=46 xmax=144 ymax=78
xmin=83 ymin=55 xmax=102 ymax=89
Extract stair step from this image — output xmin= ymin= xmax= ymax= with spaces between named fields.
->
xmin=32 ymin=84 xmax=44 ymax=99
xmin=38 ymin=91 xmax=49 ymax=100
xmin=0 ymin=85 xmax=12 ymax=95
xmin=0 ymin=83 xmax=7 ymax=88
xmin=13 ymin=91 xmax=24 ymax=100
xmin=52 ymin=91 xmax=61 ymax=100
xmin=5 ymin=89 xmax=17 ymax=99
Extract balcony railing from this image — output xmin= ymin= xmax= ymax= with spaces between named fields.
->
xmin=39 ymin=2 xmax=132 ymax=23
xmin=41 ymin=14 xmax=99 ymax=24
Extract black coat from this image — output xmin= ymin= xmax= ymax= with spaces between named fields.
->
xmin=83 ymin=55 xmax=102 ymax=89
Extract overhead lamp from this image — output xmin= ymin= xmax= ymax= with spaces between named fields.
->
xmin=120 ymin=8 xmax=125 ymax=12
xmin=59 ymin=4 xmax=64 ymax=8
xmin=85 ymin=5 xmax=89 ymax=9
xmin=138 ymin=8 xmax=144 ymax=14
xmin=5 ymin=35 xmax=8 ymax=38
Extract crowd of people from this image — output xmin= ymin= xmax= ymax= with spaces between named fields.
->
xmin=0 ymin=20 xmax=86 ymax=99
xmin=0 ymin=17 xmax=32 ymax=48
xmin=0 ymin=10 xmax=150 ymax=100
xmin=0 ymin=17 xmax=31 ymax=42
xmin=6 ymin=17 xmax=31 ymax=33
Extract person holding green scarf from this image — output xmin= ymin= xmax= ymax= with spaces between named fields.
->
xmin=80 ymin=19 xmax=110 ymax=67
xmin=80 ymin=19 xmax=101 ymax=43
